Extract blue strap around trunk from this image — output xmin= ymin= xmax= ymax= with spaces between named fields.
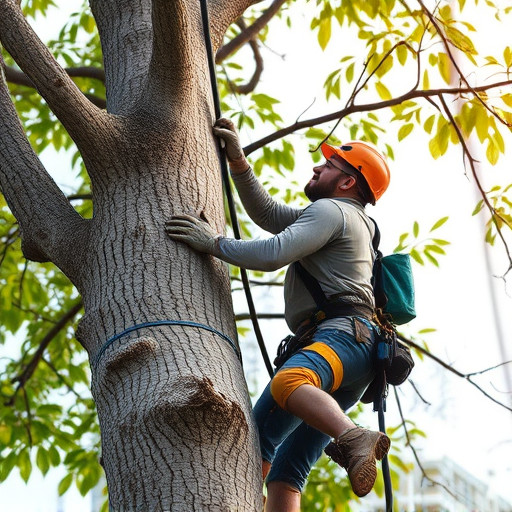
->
xmin=93 ymin=320 xmax=240 ymax=368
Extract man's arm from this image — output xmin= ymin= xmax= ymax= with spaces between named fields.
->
xmin=213 ymin=118 xmax=301 ymax=234
xmin=165 ymin=200 xmax=343 ymax=272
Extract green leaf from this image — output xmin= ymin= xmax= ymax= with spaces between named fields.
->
xmin=413 ymin=221 xmax=419 ymax=237
xmin=346 ymin=62 xmax=354 ymax=83
xmin=398 ymin=123 xmax=414 ymax=141
xmin=318 ymin=17 xmax=332 ymax=50
xmin=410 ymin=248 xmax=424 ymax=265
xmin=375 ymin=81 xmax=392 ymax=100
xmin=486 ymin=139 xmax=499 ymax=165
xmin=438 ymin=53 xmax=452 ymax=84
xmin=430 ymin=216 xmax=449 ymax=231
xmin=424 ymin=252 xmax=439 ymax=267
xmin=0 ymin=424 xmax=12 ymax=444
xmin=36 ymin=447 xmax=50 ymax=475
xmin=48 ymin=446 xmax=61 ymax=466
xmin=425 ymin=244 xmax=446 ymax=255
xmin=58 ymin=473 xmax=74 ymax=496
xmin=397 ymin=44 xmax=408 ymax=65
xmin=423 ymin=115 xmax=435 ymax=134
xmin=18 ymin=449 xmax=32 ymax=483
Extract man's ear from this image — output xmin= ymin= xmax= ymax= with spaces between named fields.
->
xmin=337 ymin=175 xmax=356 ymax=191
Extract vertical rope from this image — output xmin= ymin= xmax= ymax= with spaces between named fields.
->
xmin=199 ymin=0 xmax=273 ymax=378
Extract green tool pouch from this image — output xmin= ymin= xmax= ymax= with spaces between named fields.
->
xmin=371 ymin=220 xmax=416 ymax=326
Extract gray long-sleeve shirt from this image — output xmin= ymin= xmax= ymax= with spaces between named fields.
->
xmin=218 ymin=168 xmax=376 ymax=333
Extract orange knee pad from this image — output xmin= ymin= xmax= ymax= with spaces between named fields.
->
xmin=270 ymin=367 xmax=321 ymax=410
xmin=270 ymin=342 xmax=344 ymax=409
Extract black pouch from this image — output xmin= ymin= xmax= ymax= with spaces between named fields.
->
xmin=273 ymin=324 xmax=317 ymax=370
xmin=387 ymin=338 xmax=414 ymax=385
xmin=360 ymin=329 xmax=414 ymax=404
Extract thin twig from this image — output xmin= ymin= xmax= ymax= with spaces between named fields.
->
xmin=399 ymin=334 xmax=512 ymax=412
xmin=408 ymin=379 xmax=431 ymax=405
xmin=393 ymin=386 xmax=459 ymax=499
xmin=42 ymin=357 xmax=83 ymax=400
xmin=416 ymin=0 xmax=511 ymax=128
xmin=438 ymin=94 xmax=512 ymax=272
xmin=6 ymin=300 xmax=83 ymax=406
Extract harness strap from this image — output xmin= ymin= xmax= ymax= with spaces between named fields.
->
xmin=93 ymin=320 xmax=240 ymax=368
xmin=294 ymin=261 xmax=374 ymax=323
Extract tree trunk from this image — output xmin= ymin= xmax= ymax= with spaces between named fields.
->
xmin=75 ymin=117 xmax=262 ymax=511
xmin=0 ymin=0 xmax=263 ymax=509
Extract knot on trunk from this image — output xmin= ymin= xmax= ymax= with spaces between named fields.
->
xmin=102 ymin=335 xmax=160 ymax=372
xmin=147 ymin=375 xmax=248 ymax=439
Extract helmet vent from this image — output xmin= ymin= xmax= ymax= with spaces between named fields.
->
xmin=341 ymin=145 xmax=353 ymax=151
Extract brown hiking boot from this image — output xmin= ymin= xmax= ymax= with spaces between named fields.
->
xmin=324 ymin=427 xmax=390 ymax=497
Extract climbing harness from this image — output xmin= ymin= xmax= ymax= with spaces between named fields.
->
xmin=93 ymin=319 xmax=240 ymax=369
xmin=199 ymin=0 xmax=273 ymax=378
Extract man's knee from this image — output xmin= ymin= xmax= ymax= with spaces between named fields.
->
xmin=270 ymin=367 xmax=321 ymax=409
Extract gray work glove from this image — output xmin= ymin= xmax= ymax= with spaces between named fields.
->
xmin=213 ymin=118 xmax=250 ymax=174
xmin=213 ymin=118 xmax=244 ymax=161
xmin=165 ymin=214 xmax=222 ymax=256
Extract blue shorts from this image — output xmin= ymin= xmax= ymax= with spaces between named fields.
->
xmin=253 ymin=317 xmax=378 ymax=491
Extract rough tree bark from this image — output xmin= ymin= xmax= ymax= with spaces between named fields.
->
xmin=0 ymin=0 xmax=263 ymax=509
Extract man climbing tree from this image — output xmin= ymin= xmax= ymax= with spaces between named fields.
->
xmin=166 ymin=118 xmax=392 ymax=511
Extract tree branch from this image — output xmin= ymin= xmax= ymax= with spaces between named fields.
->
xmin=416 ymin=0 xmax=511 ymax=128
xmin=6 ymin=300 xmax=83 ymax=406
xmin=4 ymin=65 xmax=106 ymax=109
xmin=89 ymin=0 xmax=153 ymax=114
xmin=438 ymin=95 xmax=512 ymax=272
xmin=215 ymin=0 xmax=287 ymax=62
xmin=225 ymin=23 xmax=264 ymax=95
xmin=0 ymin=59 xmax=90 ymax=273
xmin=148 ymin=0 xmax=202 ymax=104
xmin=399 ymin=334 xmax=512 ymax=413
xmin=242 ymin=80 xmax=512 ymax=156
xmin=208 ymin=0 xmax=263 ymax=52
xmin=235 ymin=312 xmax=284 ymax=321
xmin=0 ymin=0 xmax=108 ymax=141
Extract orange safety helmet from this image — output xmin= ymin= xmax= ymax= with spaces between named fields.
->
xmin=321 ymin=141 xmax=390 ymax=202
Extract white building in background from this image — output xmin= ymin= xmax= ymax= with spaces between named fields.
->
xmin=354 ymin=457 xmax=512 ymax=512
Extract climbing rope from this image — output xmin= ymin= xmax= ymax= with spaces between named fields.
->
xmin=93 ymin=319 xmax=241 ymax=368
xmin=199 ymin=0 xmax=273 ymax=378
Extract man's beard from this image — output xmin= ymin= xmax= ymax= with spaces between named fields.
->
xmin=304 ymin=178 xmax=336 ymax=201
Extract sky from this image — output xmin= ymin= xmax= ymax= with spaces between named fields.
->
xmin=1 ymin=0 xmax=512 ymax=510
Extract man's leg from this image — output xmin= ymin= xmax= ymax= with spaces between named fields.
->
xmin=285 ymin=382 xmax=355 ymax=439
xmin=265 ymin=481 xmax=301 ymax=512
xmin=270 ymin=329 xmax=390 ymax=497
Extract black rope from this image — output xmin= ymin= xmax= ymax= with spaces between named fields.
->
xmin=377 ymin=394 xmax=393 ymax=512
xmin=199 ymin=0 xmax=273 ymax=378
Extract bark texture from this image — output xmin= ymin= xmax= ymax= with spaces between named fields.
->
xmin=0 ymin=0 xmax=263 ymax=509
